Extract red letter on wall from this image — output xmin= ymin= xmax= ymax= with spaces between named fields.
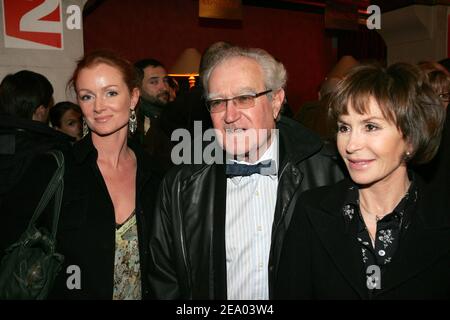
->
xmin=2 ymin=0 xmax=63 ymax=50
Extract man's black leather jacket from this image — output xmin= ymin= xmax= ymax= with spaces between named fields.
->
xmin=148 ymin=117 xmax=345 ymax=299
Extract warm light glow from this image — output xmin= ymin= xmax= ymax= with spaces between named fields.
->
xmin=169 ymin=48 xmax=201 ymax=89
xmin=168 ymin=74 xmax=198 ymax=89
xmin=188 ymin=75 xmax=196 ymax=89
xmin=168 ymin=73 xmax=199 ymax=77
xmin=169 ymin=48 xmax=201 ymax=74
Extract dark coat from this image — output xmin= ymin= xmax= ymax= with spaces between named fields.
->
xmin=0 ymin=135 xmax=161 ymax=299
xmin=134 ymin=100 xmax=174 ymax=175
xmin=275 ymin=178 xmax=450 ymax=300
xmin=0 ymin=115 xmax=72 ymax=202
xmin=148 ymin=117 xmax=346 ymax=299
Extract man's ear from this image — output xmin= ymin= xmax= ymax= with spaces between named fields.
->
xmin=32 ymin=105 xmax=49 ymax=123
xmin=271 ymin=88 xmax=285 ymax=120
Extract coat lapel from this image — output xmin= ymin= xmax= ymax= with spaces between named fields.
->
xmin=309 ymin=210 xmax=369 ymax=299
xmin=272 ymin=119 xmax=322 ymax=234
xmin=212 ymin=163 xmax=227 ymax=299
xmin=272 ymin=162 xmax=303 ymax=233
xmin=309 ymin=180 xmax=369 ymax=299
xmin=269 ymin=120 xmax=323 ymax=294
xmin=375 ymin=192 xmax=450 ymax=295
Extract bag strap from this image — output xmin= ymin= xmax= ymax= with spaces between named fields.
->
xmin=27 ymin=150 xmax=65 ymax=240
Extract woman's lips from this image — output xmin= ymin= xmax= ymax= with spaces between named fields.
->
xmin=347 ymin=159 xmax=374 ymax=170
xmin=94 ymin=115 xmax=112 ymax=123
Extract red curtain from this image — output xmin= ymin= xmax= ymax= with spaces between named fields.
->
xmin=83 ymin=0 xmax=335 ymax=113
xmin=335 ymin=26 xmax=387 ymax=65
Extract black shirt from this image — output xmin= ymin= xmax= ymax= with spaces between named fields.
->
xmin=341 ymin=176 xmax=418 ymax=291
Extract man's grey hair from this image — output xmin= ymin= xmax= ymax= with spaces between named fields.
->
xmin=201 ymin=46 xmax=287 ymax=95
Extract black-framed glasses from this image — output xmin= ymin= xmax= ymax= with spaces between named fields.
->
xmin=206 ymin=89 xmax=272 ymax=113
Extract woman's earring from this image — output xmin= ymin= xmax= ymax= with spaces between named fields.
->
xmin=129 ymin=109 xmax=137 ymax=134
xmin=82 ymin=118 xmax=89 ymax=136
xmin=405 ymin=151 xmax=411 ymax=160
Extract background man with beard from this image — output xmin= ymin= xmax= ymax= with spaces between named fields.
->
xmin=134 ymin=59 xmax=174 ymax=172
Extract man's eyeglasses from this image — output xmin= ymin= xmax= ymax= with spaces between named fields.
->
xmin=206 ymin=89 xmax=272 ymax=113
xmin=439 ymin=92 xmax=450 ymax=102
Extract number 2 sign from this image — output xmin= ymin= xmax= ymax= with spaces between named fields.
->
xmin=2 ymin=0 xmax=63 ymax=50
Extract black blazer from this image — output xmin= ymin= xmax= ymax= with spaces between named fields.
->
xmin=275 ymin=178 xmax=450 ymax=299
xmin=0 ymin=136 xmax=161 ymax=299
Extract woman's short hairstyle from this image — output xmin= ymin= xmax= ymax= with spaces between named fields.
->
xmin=201 ymin=46 xmax=287 ymax=96
xmin=49 ymin=101 xmax=81 ymax=128
xmin=68 ymin=50 xmax=139 ymax=94
xmin=328 ymin=62 xmax=445 ymax=165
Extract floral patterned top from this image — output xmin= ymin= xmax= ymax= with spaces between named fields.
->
xmin=113 ymin=212 xmax=142 ymax=300
xmin=341 ymin=176 xmax=418 ymax=292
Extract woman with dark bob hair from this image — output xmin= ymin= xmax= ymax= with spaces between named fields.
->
xmin=275 ymin=63 xmax=449 ymax=299
xmin=0 ymin=50 xmax=161 ymax=299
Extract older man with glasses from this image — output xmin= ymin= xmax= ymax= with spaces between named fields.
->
xmin=148 ymin=46 xmax=345 ymax=300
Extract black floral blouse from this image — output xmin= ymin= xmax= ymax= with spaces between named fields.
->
xmin=341 ymin=176 xmax=418 ymax=292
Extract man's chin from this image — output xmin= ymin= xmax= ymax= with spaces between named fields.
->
xmin=156 ymin=94 xmax=170 ymax=105
xmin=224 ymin=145 xmax=261 ymax=162
xmin=154 ymin=100 xmax=168 ymax=106
xmin=143 ymin=96 xmax=168 ymax=107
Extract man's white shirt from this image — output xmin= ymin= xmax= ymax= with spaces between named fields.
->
xmin=225 ymin=134 xmax=279 ymax=300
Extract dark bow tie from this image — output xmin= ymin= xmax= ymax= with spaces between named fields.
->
xmin=225 ymin=160 xmax=277 ymax=177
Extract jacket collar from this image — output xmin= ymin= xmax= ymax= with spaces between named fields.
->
xmin=318 ymin=176 xmax=450 ymax=230
xmin=73 ymin=134 xmax=95 ymax=164
xmin=307 ymin=179 xmax=369 ymax=298
xmin=73 ymin=134 xmax=159 ymax=185
xmin=138 ymin=98 xmax=163 ymax=118
xmin=177 ymin=116 xmax=324 ymax=178
xmin=212 ymin=165 xmax=228 ymax=299
xmin=0 ymin=115 xmax=72 ymax=141
xmin=276 ymin=116 xmax=323 ymax=167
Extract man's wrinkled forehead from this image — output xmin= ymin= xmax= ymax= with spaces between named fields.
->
xmin=207 ymin=57 xmax=265 ymax=95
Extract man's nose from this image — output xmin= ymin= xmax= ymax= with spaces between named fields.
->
xmin=224 ymin=101 xmax=241 ymax=123
xmin=158 ymin=79 xmax=169 ymax=92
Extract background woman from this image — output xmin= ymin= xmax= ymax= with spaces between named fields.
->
xmin=49 ymin=101 xmax=83 ymax=141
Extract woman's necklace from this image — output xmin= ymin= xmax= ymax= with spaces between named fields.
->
xmin=360 ymin=201 xmax=386 ymax=221
xmin=358 ymin=219 xmax=375 ymax=247
xmin=359 ymin=201 xmax=384 ymax=248
xmin=367 ymin=225 xmax=377 ymax=248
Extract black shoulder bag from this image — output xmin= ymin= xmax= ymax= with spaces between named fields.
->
xmin=0 ymin=150 xmax=65 ymax=300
